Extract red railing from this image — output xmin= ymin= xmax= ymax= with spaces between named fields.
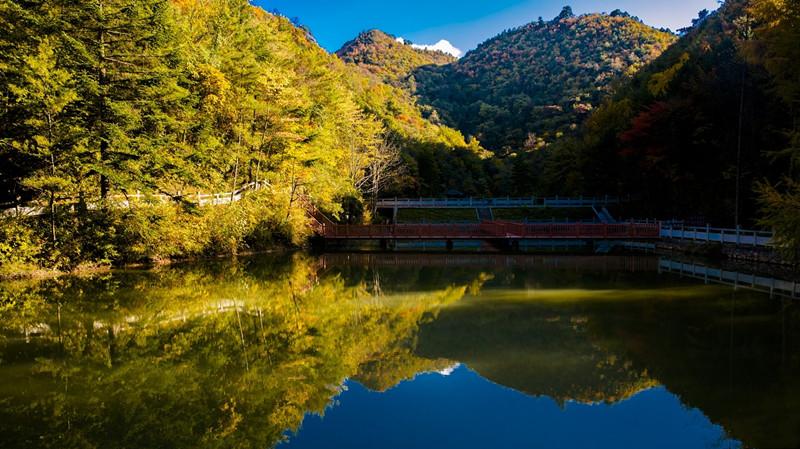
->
xmin=320 ymin=221 xmax=661 ymax=240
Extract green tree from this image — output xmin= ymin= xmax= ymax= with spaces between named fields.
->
xmin=57 ymin=0 xmax=188 ymax=200
xmin=8 ymin=38 xmax=79 ymax=242
xmin=748 ymin=0 xmax=800 ymax=256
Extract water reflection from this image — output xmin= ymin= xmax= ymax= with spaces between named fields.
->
xmin=0 ymin=254 xmax=798 ymax=449
xmin=286 ymin=368 xmax=737 ymax=449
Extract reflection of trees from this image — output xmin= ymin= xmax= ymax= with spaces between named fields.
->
xmin=4 ymin=255 xmax=796 ymax=449
xmin=417 ymin=280 xmax=799 ymax=448
xmin=580 ymin=292 xmax=800 ymax=449
xmin=0 ymin=255 xmax=472 ymax=449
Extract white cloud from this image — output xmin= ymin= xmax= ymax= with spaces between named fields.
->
xmin=395 ymin=36 xmax=462 ymax=58
xmin=411 ymin=39 xmax=462 ymax=58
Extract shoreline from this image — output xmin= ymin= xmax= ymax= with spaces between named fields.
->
xmin=0 ymin=246 xmax=298 ymax=282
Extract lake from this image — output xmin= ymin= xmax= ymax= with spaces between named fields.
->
xmin=0 ymin=253 xmax=798 ymax=449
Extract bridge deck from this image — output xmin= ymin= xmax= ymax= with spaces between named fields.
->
xmin=376 ymin=196 xmax=619 ymax=209
xmin=660 ymin=225 xmax=772 ymax=247
xmin=320 ymin=222 xmax=660 ymax=240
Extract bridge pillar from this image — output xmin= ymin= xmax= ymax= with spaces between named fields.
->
xmin=380 ymin=239 xmax=396 ymax=252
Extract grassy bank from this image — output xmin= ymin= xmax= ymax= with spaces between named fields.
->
xmin=396 ymin=208 xmax=479 ymax=223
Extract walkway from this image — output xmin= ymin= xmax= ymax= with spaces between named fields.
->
xmin=660 ymin=224 xmax=773 ymax=248
xmin=319 ymin=221 xmax=660 ymax=240
xmin=2 ymin=182 xmax=268 ymax=217
xmin=376 ymin=196 xmax=620 ymax=209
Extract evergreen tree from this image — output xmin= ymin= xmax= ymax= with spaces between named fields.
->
xmin=748 ymin=0 xmax=800 ymax=258
xmin=56 ymin=0 xmax=187 ymax=200
xmin=8 ymin=38 xmax=80 ymax=242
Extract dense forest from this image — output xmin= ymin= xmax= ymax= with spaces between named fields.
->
xmin=339 ymin=1 xmax=799 ymax=254
xmin=411 ymin=7 xmax=676 ymax=154
xmin=530 ymin=0 xmax=799 ymax=243
xmin=0 ymin=0 xmax=494 ymax=273
xmin=1 ymin=0 xmax=799 ymax=273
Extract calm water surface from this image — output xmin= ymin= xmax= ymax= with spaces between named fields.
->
xmin=0 ymin=253 xmax=798 ymax=449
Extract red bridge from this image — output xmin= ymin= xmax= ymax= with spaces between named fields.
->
xmin=318 ymin=221 xmax=660 ymax=240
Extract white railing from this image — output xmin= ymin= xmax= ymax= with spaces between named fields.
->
xmin=660 ymin=224 xmax=773 ymax=248
xmin=659 ymin=259 xmax=798 ymax=299
xmin=376 ymin=196 xmax=620 ymax=209
xmin=1 ymin=181 xmax=269 ymax=217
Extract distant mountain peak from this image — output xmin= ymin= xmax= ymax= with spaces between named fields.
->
xmin=413 ymin=11 xmax=677 ymax=153
xmin=336 ymin=29 xmax=457 ymax=84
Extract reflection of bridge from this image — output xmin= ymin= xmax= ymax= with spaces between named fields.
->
xmin=320 ymin=253 xmax=660 ymax=272
xmin=319 ymin=222 xmax=660 ymax=241
xmin=659 ymin=259 xmax=799 ymax=299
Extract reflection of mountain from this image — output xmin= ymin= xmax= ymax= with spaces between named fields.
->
xmin=0 ymin=255 xmax=471 ymax=449
xmin=353 ymin=348 xmax=453 ymax=392
xmin=348 ymin=257 xmax=800 ymax=449
xmin=415 ymin=290 xmax=658 ymax=405
xmin=417 ymin=277 xmax=800 ymax=449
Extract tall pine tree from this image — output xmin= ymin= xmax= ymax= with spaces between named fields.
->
xmin=56 ymin=0 xmax=188 ymax=200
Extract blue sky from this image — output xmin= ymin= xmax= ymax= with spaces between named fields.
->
xmin=254 ymin=0 xmax=721 ymax=56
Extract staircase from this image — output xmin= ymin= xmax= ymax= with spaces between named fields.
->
xmin=476 ymin=207 xmax=494 ymax=222
xmin=593 ymin=206 xmax=617 ymax=224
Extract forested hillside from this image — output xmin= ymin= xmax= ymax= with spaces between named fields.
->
xmin=412 ymin=7 xmax=676 ymax=153
xmin=336 ymin=29 xmax=497 ymax=198
xmin=0 ymin=0 xmax=489 ymax=273
xmin=531 ymin=0 xmax=798 ymax=246
xmin=336 ymin=29 xmax=456 ymax=86
xmin=2 ymin=0 xmax=799 ymax=271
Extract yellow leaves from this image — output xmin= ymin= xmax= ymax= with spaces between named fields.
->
xmin=169 ymin=0 xmax=199 ymax=13
xmin=647 ymin=52 xmax=690 ymax=97
xmin=21 ymin=175 xmax=71 ymax=193
xmin=193 ymin=63 xmax=231 ymax=112
xmin=9 ymin=38 xmax=78 ymax=115
xmin=749 ymin=0 xmax=788 ymax=29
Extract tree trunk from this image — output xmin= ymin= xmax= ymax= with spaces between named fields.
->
xmin=47 ymin=116 xmax=57 ymax=242
xmin=98 ymin=2 xmax=109 ymax=200
xmin=49 ymin=192 xmax=56 ymax=243
xmin=734 ymin=64 xmax=746 ymax=228
xmin=100 ymin=140 xmax=109 ymax=199
xmin=230 ymin=155 xmax=239 ymax=202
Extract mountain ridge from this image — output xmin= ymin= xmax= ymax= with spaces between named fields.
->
xmin=336 ymin=29 xmax=457 ymax=85
xmin=412 ymin=8 xmax=677 ymax=153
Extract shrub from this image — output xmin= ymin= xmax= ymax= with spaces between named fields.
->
xmin=0 ymin=218 xmax=44 ymax=276
xmin=118 ymin=204 xmax=209 ymax=263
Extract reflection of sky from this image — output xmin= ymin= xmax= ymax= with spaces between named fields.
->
xmin=282 ymin=365 xmax=740 ymax=449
